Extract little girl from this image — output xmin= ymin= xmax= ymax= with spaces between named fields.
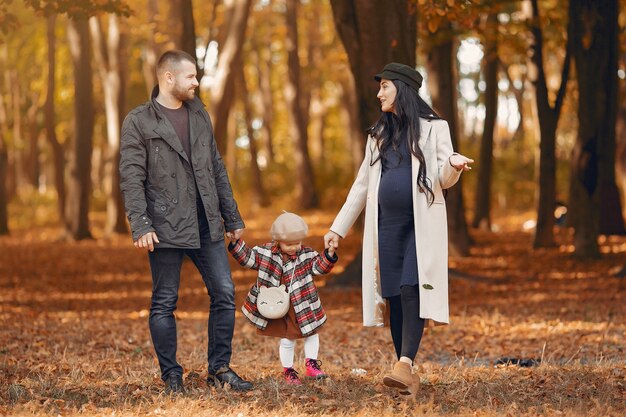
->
xmin=228 ymin=211 xmax=337 ymax=385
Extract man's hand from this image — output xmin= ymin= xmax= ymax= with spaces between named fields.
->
xmin=225 ymin=228 xmax=244 ymax=242
xmin=134 ymin=232 xmax=160 ymax=252
xmin=324 ymin=230 xmax=341 ymax=252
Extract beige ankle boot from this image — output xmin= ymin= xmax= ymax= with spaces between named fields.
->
xmin=382 ymin=361 xmax=413 ymax=394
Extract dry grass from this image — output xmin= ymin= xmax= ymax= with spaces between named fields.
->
xmin=1 ymin=208 xmax=625 ymax=416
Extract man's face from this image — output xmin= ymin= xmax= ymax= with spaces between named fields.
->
xmin=170 ymin=60 xmax=198 ymax=101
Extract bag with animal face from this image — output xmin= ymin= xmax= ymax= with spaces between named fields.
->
xmin=256 ymin=284 xmax=289 ymax=319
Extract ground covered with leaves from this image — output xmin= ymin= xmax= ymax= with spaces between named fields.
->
xmin=1 ymin=210 xmax=625 ymax=416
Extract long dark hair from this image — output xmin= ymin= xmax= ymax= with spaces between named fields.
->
xmin=367 ymin=79 xmax=441 ymax=205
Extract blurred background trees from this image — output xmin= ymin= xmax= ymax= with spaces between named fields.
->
xmin=0 ymin=0 xmax=624 ymax=258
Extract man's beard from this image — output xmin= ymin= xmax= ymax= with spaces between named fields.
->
xmin=172 ymin=84 xmax=195 ymax=101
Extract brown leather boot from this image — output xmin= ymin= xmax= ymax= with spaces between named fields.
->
xmin=409 ymin=372 xmax=421 ymax=395
xmin=382 ymin=361 xmax=413 ymax=395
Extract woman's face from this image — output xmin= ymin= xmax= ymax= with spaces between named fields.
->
xmin=377 ymin=79 xmax=397 ymax=113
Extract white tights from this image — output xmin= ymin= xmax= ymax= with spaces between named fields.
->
xmin=279 ymin=334 xmax=319 ymax=368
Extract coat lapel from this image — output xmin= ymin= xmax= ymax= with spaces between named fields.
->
xmin=418 ymin=120 xmax=432 ymax=149
xmin=189 ymin=108 xmax=206 ymax=149
xmin=153 ymin=118 xmax=189 ymax=163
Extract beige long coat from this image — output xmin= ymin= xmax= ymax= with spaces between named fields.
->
xmin=330 ymin=118 xmax=462 ymax=327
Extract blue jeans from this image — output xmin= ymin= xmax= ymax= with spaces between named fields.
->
xmin=147 ymin=230 xmax=235 ymax=381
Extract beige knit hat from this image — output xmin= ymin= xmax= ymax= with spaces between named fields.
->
xmin=270 ymin=211 xmax=308 ymax=242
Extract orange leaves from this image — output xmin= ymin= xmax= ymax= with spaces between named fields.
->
xmin=1 ymin=213 xmax=626 ymax=415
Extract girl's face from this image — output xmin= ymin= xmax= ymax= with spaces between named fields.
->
xmin=279 ymin=240 xmax=302 ymax=256
xmin=377 ymin=79 xmax=397 ymax=113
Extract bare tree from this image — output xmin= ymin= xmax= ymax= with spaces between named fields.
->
xmin=237 ymin=66 xmax=270 ymax=208
xmin=530 ymin=0 xmax=571 ymax=248
xmin=0 ymin=72 xmax=8 ymax=235
xmin=209 ymin=0 xmax=252 ymax=156
xmin=569 ymin=0 xmax=624 ymax=257
xmin=426 ymin=27 xmax=471 ymax=257
xmin=472 ymin=13 xmax=499 ymax=231
xmin=251 ymin=36 xmax=275 ymax=163
xmin=90 ymin=14 xmax=128 ymax=235
xmin=44 ymin=14 xmax=66 ymax=226
xmin=66 ymin=16 xmax=95 ymax=240
xmin=330 ymin=0 xmax=417 ymax=133
xmin=285 ymin=0 xmax=319 ymax=209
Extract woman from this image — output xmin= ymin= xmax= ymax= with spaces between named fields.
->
xmin=324 ymin=63 xmax=473 ymax=394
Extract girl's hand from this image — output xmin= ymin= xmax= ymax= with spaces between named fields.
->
xmin=225 ymin=228 xmax=243 ymax=242
xmin=327 ymin=242 xmax=336 ymax=257
xmin=449 ymin=153 xmax=474 ymax=172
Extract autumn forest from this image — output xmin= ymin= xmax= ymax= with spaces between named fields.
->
xmin=1 ymin=0 xmax=625 ymax=416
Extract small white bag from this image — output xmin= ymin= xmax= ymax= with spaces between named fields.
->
xmin=256 ymin=259 xmax=298 ymax=320
xmin=256 ymin=284 xmax=289 ymax=319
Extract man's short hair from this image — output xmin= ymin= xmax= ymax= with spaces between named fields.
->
xmin=156 ymin=50 xmax=196 ymax=76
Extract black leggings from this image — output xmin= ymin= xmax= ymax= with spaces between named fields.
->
xmin=388 ymin=284 xmax=425 ymax=361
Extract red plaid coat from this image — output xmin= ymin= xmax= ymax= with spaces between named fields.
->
xmin=229 ymin=240 xmax=337 ymax=336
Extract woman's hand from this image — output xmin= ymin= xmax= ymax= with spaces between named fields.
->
xmin=324 ymin=230 xmax=341 ymax=251
xmin=449 ymin=153 xmax=474 ymax=172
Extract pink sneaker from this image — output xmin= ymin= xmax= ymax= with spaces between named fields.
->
xmin=283 ymin=367 xmax=302 ymax=385
xmin=305 ymin=358 xmax=328 ymax=379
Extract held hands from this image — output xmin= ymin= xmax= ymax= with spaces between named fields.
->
xmin=134 ymin=232 xmax=160 ymax=252
xmin=225 ymin=228 xmax=244 ymax=242
xmin=449 ymin=153 xmax=474 ymax=172
xmin=324 ymin=230 xmax=340 ymax=256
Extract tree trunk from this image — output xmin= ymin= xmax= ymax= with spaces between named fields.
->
xmin=340 ymin=70 xmax=364 ymax=174
xmin=9 ymin=70 xmax=23 ymax=199
xmin=141 ymin=0 xmax=159 ymax=96
xmin=472 ymin=13 xmax=499 ymax=231
xmin=530 ymin=0 xmax=571 ymax=248
xmin=285 ymin=0 xmax=319 ymax=209
xmin=617 ymin=57 xmax=626 ymax=219
xmin=237 ymin=66 xmax=270 ymax=208
xmin=209 ymin=0 xmax=252 ymax=157
xmin=179 ymin=0 xmax=202 ymax=99
xmin=90 ymin=14 xmax=128 ymax=235
xmin=45 ymin=14 xmax=66 ymax=226
xmin=67 ymin=17 xmax=94 ymax=240
xmin=252 ymin=37 xmax=275 ymax=163
xmin=180 ymin=0 xmax=197 ymax=61
xmin=426 ymin=31 xmax=471 ymax=257
xmin=26 ymin=95 xmax=41 ymax=190
xmin=569 ymin=0 xmax=624 ymax=257
xmin=0 ymin=84 xmax=8 ymax=235
xmin=330 ymin=0 xmax=417 ymax=133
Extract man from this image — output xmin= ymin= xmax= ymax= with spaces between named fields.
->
xmin=119 ymin=50 xmax=252 ymax=393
